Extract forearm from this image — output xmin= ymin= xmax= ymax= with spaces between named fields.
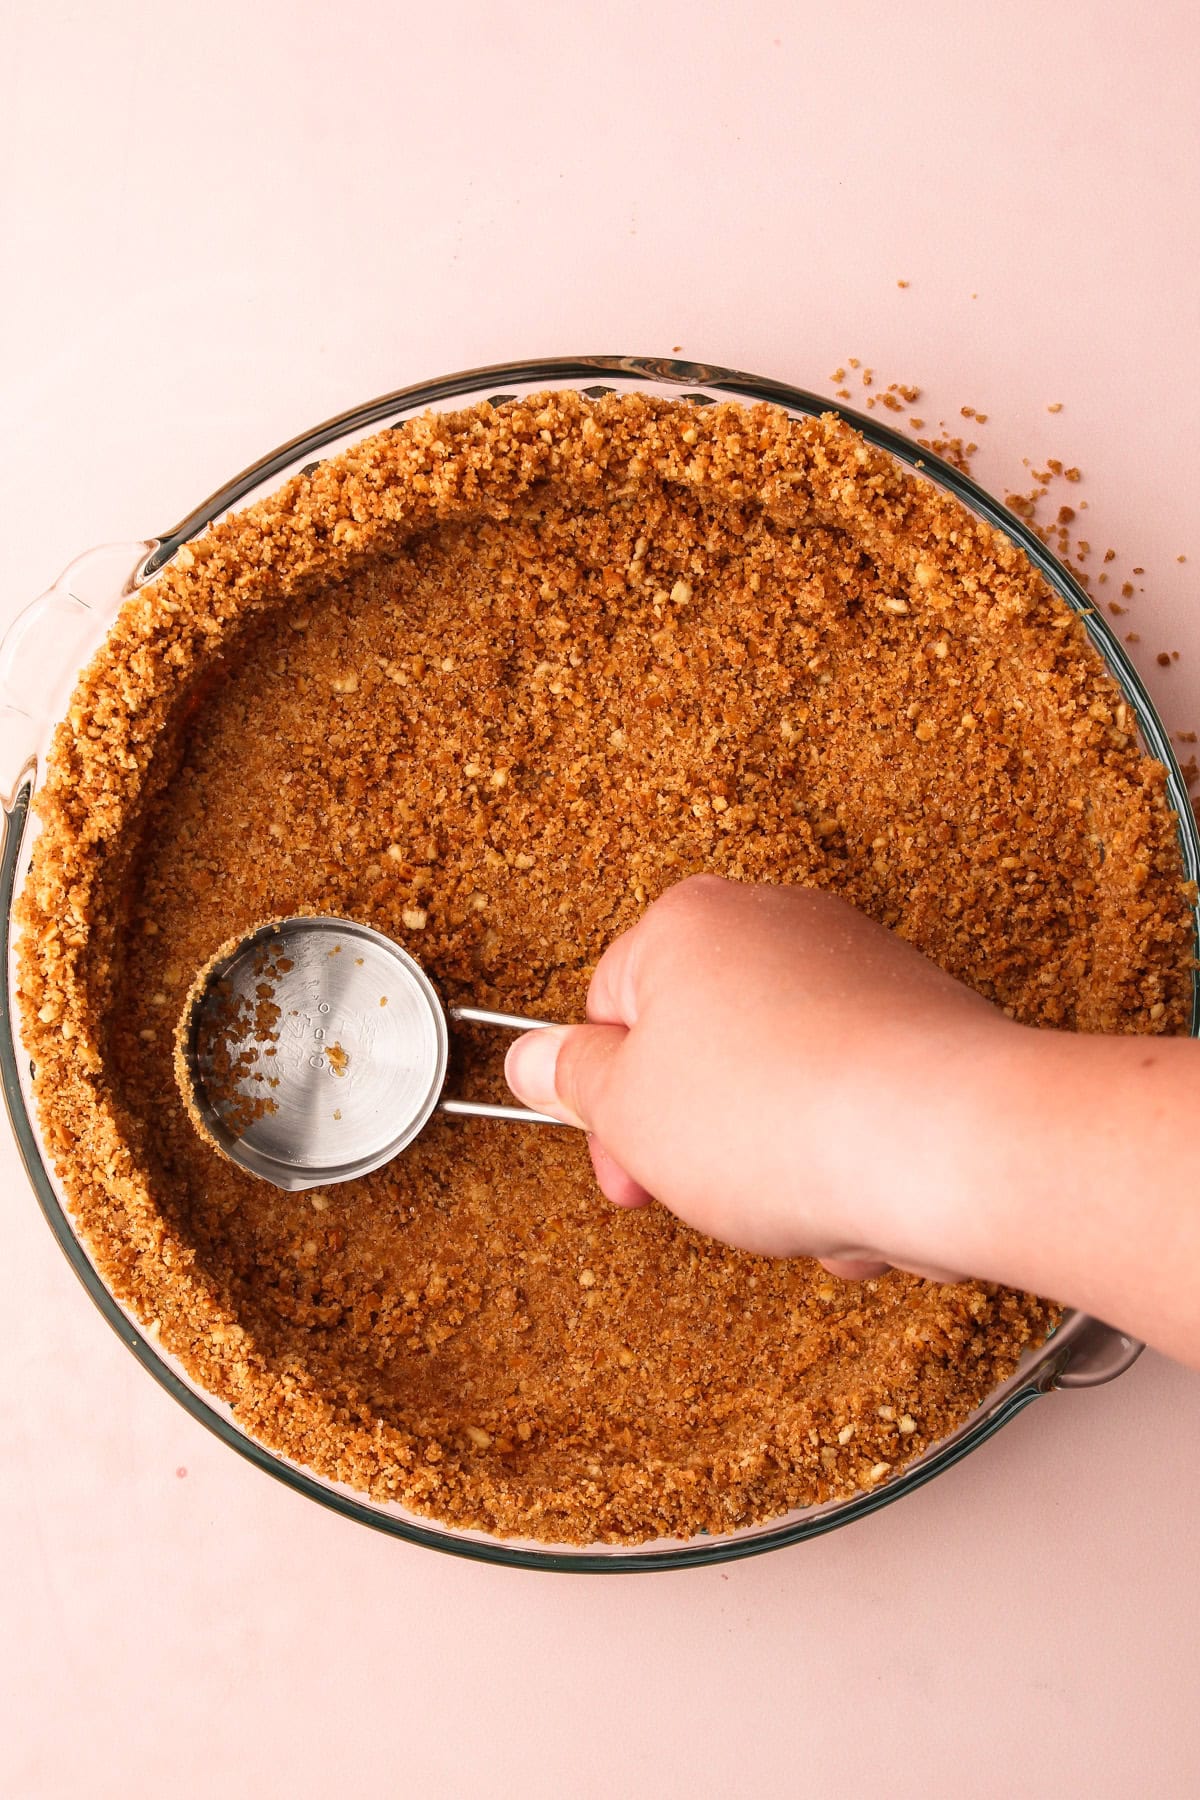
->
xmin=509 ymin=878 xmax=1200 ymax=1369
xmin=896 ymin=1028 xmax=1200 ymax=1366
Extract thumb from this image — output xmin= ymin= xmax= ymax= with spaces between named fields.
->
xmin=505 ymin=1022 xmax=629 ymax=1130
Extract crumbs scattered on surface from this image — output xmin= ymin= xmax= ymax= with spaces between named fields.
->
xmin=831 ymin=358 xmax=1195 ymax=752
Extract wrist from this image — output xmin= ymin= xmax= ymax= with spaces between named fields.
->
xmin=881 ymin=1017 xmax=1197 ymax=1353
xmin=850 ymin=1013 xmax=1045 ymax=1283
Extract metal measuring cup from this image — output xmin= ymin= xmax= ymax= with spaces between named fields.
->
xmin=173 ymin=915 xmax=569 ymax=1192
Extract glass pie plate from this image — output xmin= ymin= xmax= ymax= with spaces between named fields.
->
xmin=3 ymin=355 xmax=1197 ymax=1572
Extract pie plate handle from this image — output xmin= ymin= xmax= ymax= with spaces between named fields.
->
xmin=1049 ymin=1316 xmax=1144 ymax=1389
xmin=0 ymin=541 xmax=155 ymax=810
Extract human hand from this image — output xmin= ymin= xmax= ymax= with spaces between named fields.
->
xmin=504 ymin=875 xmax=1010 ymax=1280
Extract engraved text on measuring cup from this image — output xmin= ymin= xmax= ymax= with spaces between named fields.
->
xmin=306 ymin=1001 xmax=333 ymax=1068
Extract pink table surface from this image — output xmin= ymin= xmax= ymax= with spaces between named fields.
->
xmin=4 ymin=3 xmax=1200 ymax=1795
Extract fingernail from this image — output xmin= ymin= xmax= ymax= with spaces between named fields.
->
xmin=505 ymin=1027 xmax=568 ymax=1114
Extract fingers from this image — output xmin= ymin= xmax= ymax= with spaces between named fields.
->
xmin=505 ymin=1021 xmax=629 ymax=1132
xmin=505 ymin=1026 xmax=584 ymax=1126
xmin=894 ymin=1259 xmax=968 ymax=1284
xmin=583 ymin=873 xmax=739 ymax=1027
xmin=588 ymin=1136 xmax=652 ymax=1208
xmin=817 ymin=1254 xmax=967 ymax=1284
xmin=584 ymin=911 xmax=645 ymax=1026
xmin=506 ymin=1023 xmax=652 ymax=1216
xmin=819 ymin=1254 xmax=891 ymax=1280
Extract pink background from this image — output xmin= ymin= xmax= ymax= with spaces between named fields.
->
xmin=3 ymin=3 xmax=1200 ymax=1794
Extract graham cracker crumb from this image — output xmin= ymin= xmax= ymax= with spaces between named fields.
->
xmin=16 ymin=390 xmax=1191 ymax=1547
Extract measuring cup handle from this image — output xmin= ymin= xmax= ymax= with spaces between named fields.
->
xmin=450 ymin=1006 xmax=559 ymax=1033
xmin=442 ymin=1007 xmax=572 ymax=1127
